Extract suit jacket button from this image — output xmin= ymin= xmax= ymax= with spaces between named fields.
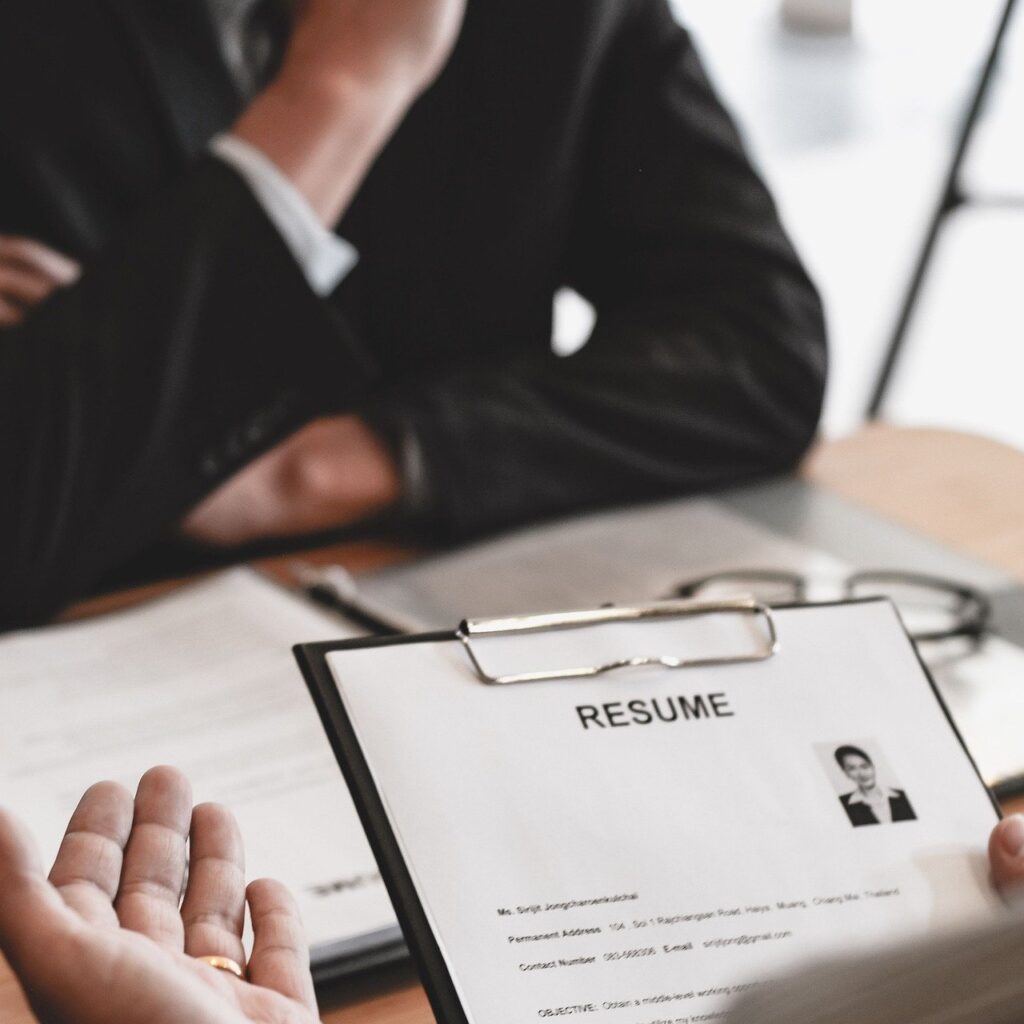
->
xmin=225 ymin=432 xmax=246 ymax=461
xmin=245 ymin=414 xmax=270 ymax=445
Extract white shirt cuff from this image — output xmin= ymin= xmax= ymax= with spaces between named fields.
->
xmin=210 ymin=134 xmax=359 ymax=297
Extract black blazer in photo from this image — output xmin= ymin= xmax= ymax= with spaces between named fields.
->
xmin=841 ymin=789 xmax=917 ymax=827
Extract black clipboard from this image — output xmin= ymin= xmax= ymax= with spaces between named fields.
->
xmin=294 ymin=597 xmax=1000 ymax=1022
xmin=297 ymin=627 xmax=468 ymax=1018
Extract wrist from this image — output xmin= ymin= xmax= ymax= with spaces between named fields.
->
xmin=232 ymin=71 xmax=413 ymax=226
xmin=269 ymin=417 xmax=402 ymax=534
xmin=277 ymin=33 xmax=432 ymax=104
xmin=271 ymin=62 xmax=416 ymax=130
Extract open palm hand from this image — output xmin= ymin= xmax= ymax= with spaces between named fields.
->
xmin=0 ymin=767 xmax=320 ymax=1024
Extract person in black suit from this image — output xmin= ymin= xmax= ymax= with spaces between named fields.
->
xmin=0 ymin=0 xmax=826 ymax=626
xmin=0 ymin=0 xmax=464 ymax=629
xmin=835 ymin=745 xmax=916 ymax=827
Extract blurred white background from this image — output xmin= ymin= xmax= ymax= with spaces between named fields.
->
xmin=559 ymin=1 xmax=1024 ymax=447
xmin=681 ymin=0 xmax=1024 ymax=442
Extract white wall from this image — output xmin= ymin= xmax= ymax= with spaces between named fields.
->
xmin=675 ymin=0 xmax=1023 ymax=443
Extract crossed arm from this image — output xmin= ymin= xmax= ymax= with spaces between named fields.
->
xmin=4 ymin=0 xmax=827 ymax=553
xmin=189 ymin=0 xmax=829 ymax=547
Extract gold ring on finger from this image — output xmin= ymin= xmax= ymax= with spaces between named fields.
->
xmin=197 ymin=955 xmax=245 ymax=979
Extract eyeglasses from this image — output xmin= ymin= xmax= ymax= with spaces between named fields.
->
xmin=669 ymin=569 xmax=991 ymax=644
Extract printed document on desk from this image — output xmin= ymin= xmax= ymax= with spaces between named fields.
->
xmin=303 ymin=599 xmax=1001 ymax=1024
xmin=0 ymin=568 xmax=400 ymax=975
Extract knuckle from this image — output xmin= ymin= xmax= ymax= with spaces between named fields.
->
xmin=184 ymin=908 xmax=240 ymax=932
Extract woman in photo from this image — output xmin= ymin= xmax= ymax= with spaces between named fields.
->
xmin=835 ymin=745 xmax=916 ymax=826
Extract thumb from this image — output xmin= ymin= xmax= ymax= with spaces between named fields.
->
xmin=0 ymin=807 xmax=74 ymax=968
xmin=989 ymin=815 xmax=1024 ymax=896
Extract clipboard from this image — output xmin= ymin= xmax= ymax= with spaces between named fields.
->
xmin=294 ymin=597 xmax=1000 ymax=1024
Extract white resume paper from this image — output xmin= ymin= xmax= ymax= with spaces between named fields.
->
xmin=324 ymin=601 xmax=1001 ymax=1023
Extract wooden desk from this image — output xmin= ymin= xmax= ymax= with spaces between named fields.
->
xmin=3 ymin=425 xmax=1024 ymax=1023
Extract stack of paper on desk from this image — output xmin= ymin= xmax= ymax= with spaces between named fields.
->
xmin=0 ymin=568 xmax=400 ymax=977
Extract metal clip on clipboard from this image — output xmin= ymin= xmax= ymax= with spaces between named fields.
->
xmin=456 ymin=597 xmax=780 ymax=685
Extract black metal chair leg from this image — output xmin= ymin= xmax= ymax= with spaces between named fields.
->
xmin=866 ymin=0 xmax=1020 ymax=419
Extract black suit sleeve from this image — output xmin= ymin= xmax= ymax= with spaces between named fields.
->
xmin=365 ymin=0 xmax=826 ymax=540
xmin=0 ymin=159 xmax=377 ymax=629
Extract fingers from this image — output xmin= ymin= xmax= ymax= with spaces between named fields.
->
xmin=0 ymin=236 xmax=81 ymax=328
xmin=247 ymin=878 xmax=317 ymax=1013
xmin=989 ymin=815 xmax=1024 ymax=895
xmin=0 ymin=263 xmax=60 ymax=306
xmin=0 ymin=235 xmax=81 ymax=285
xmin=0 ymin=807 xmax=77 ymax=970
xmin=114 ymin=766 xmax=192 ymax=950
xmin=48 ymin=782 xmax=134 ymax=929
xmin=180 ymin=803 xmax=246 ymax=965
